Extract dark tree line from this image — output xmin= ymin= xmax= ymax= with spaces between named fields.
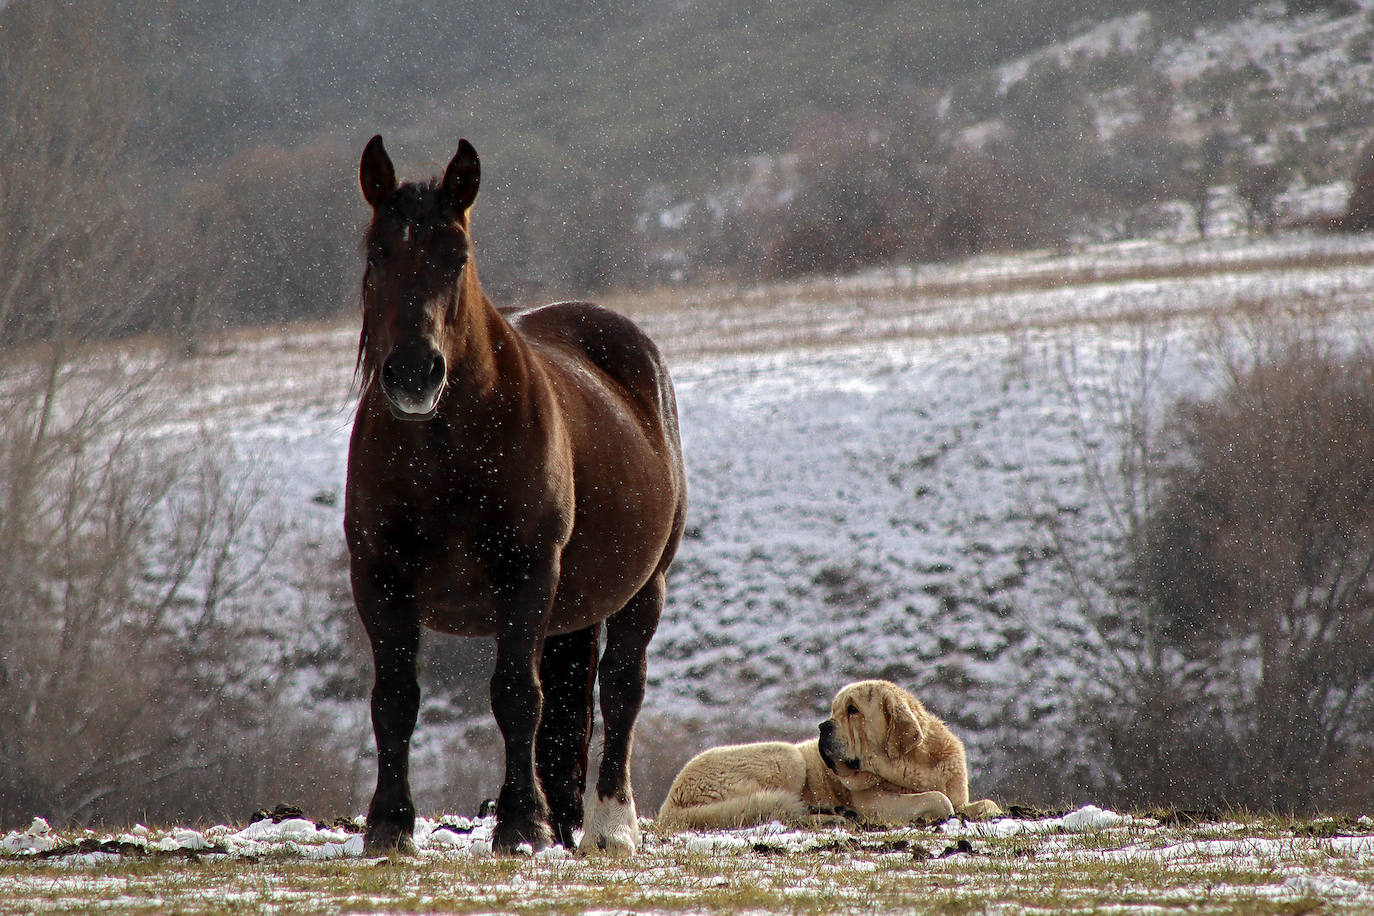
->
xmin=6 ymin=0 xmax=1334 ymax=347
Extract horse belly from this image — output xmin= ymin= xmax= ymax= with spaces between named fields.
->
xmin=547 ymin=476 xmax=681 ymax=633
xmin=528 ymin=325 xmax=685 ymax=635
xmin=413 ymin=554 xmax=502 ymax=637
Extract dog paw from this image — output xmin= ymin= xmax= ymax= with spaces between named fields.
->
xmin=960 ymin=799 xmax=1003 ymax=820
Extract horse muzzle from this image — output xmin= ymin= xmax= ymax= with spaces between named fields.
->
xmin=381 ymin=347 xmax=447 ymax=420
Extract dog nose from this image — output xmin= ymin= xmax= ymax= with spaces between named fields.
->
xmin=818 ymin=720 xmax=834 ymax=740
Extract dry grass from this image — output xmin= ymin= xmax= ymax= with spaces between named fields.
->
xmin=603 ymin=238 xmax=1374 ymax=359
xmin=3 ymin=814 xmax=1373 ymax=914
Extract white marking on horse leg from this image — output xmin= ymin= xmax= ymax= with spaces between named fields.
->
xmin=577 ymin=793 xmax=639 ymax=857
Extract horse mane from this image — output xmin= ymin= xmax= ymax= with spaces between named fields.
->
xmin=353 ymin=313 xmax=374 ymax=398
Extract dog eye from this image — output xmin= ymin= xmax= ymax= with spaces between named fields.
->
xmin=846 ymin=703 xmax=858 ymax=717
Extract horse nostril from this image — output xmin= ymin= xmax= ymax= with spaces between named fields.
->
xmin=382 ymin=356 xmax=401 ymax=391
xmin=381 ymin=351 xmax=444 ymax=397
xmin=427 ymin=355 xmax=446 ymax=390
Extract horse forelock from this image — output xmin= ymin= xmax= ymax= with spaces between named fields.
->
xmin=367 ymin=179 xmax=455 ymax=239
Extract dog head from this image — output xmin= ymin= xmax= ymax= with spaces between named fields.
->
xmin=818 ymin=680 xmax=927 ymax=784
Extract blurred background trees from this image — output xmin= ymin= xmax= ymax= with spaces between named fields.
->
xmin=5 ymin=0 xmax=1370 ymax=345
xmin=0 ymin=0 xmax=354 ymax=828
xmin=1046 ymin=329 xmax=1374 ymax=814
xmin=0 ymin=0 xmax=165 ymax=344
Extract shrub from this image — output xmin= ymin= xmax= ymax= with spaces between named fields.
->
xmin=1040 ymin=327 xmax=1374 ymax=813
xmin=0 ymin=361 xmax=355 ymax=827
xmin=1128 ymin=340 xmax=1374 ymax=811
xmin=1056 ymin=332 xmax=1374 ymax=813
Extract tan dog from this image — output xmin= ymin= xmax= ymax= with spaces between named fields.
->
xmin=657 ymin=680 xmax=1000 ymax=830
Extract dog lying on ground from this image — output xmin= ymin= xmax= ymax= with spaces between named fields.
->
xmin=657 ymin=680 xmax=1000 ymax=830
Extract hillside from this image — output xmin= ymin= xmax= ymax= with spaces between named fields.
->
xmin=167 ymin=0 xmax=1242 ymax=174
xmin=8 ymin=0 xmax=1374 ymax=829
xmin=137 ymin=231 xmax=1374 ymax=816
xmin=190 ymin=0 xmax=1374 ymax=297
xmin=5 ymin=0 xmax=1369 ymax=341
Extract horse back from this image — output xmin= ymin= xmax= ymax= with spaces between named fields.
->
xmin=511 ymin=301 xmax=678 ymax=432
xmin=512 ymin=301 xmax=687 ymax=619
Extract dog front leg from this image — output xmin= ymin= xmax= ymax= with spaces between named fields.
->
xmin=848 ymin=789 xmax=954 ymax=824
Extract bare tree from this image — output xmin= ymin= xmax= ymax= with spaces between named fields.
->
xmin=1236 ymin=162 xmax=1285 ymax=235
xmin=0 ymin=1 xmax=354 ymax=827
xmin=1133 ymin=335 xmax=1374 ymax=811
xmin=1040 ymin=320 xmax=1374 ymax=813
xmin=1333 ymin=139 xmax=1374 ymax=233
xmin=1027 ymin=327 xmax=1207 ymax=807
xmin=1181 ymin=128 xmax=1231 ymax=241
xmin=0 ymin=0 xmax=172 ymax=344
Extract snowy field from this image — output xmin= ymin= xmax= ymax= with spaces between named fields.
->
xmin=150 ymin=231 xmax=1374 ymax=804
xmin=7 ymin=233 xmax=1374 ymax=911
xmin=4 ymin=805 xmax=1374 ymax=914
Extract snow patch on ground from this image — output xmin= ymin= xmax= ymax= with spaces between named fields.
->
xmin=6 ymin=807 xmax=1374 ymax=913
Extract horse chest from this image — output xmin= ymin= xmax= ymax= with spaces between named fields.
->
xmin=348 ymin=447 xmax=561 ymax=628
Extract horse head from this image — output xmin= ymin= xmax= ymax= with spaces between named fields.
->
xmin=357 ymin=134 xmax=481 ymax=420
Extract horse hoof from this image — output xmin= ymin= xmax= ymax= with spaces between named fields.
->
xmin=577 ymin=793 xmax=639 ymax=857
xmin=551 ymin=820 xmax=578 ymax=850
xmin=492 ymin=816 xmax=554 ymax=855
xmin=363 ymin=823 xmax=416 ymax=857
xmin=578 ymin=828 xmax=636 ymax=857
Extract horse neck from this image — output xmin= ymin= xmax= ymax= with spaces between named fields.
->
xmin=445 ymin=258 xmax=521 ymax=396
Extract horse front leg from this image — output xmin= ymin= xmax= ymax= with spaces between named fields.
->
xmin=490 ymin=562 xmax=559 ymax=854
xmin=580 ymin=572 xmax=664 ymax=856
xmin=355 ymin=574 xmax=423 ymax=855
xmin=536 ymin=625 xmax=600 ymax=848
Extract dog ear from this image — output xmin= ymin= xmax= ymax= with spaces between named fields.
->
xmin=884 ymin=692 xmax=924 ymax=759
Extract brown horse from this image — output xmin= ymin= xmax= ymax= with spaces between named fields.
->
xmin=345 ymin=135 xmax=686 ymax=856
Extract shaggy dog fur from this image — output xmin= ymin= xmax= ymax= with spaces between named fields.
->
xmin=657 ymin=681 xmax=1000 ymax=830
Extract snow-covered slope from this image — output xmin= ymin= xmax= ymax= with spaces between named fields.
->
xmin=167 ymin=233 xmax=1374 ymax=806
xmin=988 ymin=0 xmax=1374 ymax=199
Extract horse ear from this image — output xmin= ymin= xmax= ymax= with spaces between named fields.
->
xmin=442 ymin=139 xmax=480 ymax=216
xmin=360 ymin=134 xmax=396 ymax=210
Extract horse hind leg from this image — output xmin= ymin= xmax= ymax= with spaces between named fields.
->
xmin=579 ymin=573 xmax=664 ymax=856
xmin=535 ymin=625 xmax=599 ymax=848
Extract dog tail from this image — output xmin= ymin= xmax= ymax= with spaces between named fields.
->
xmin=655 ymin=790 xmax=807 ymax=832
